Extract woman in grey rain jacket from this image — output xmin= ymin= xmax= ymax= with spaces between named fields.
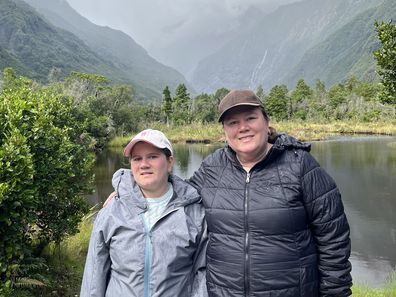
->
xmin=80 ymin=129 xmax=207 ymax=297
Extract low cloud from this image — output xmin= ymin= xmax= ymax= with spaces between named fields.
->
xmin=66 ymin=0 xmax=299 ymax=75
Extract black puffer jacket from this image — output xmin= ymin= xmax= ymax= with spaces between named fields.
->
xmin=189 ymin=134 xmax=352 ymax=297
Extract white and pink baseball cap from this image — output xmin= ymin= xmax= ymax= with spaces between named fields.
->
xmin=123 ymin=129 xmax=173 ymax=157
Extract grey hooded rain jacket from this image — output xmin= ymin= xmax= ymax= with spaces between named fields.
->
xmin=80 ymin=169 xmax=208 ymax=297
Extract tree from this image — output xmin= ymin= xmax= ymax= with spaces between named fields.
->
xmin=162 ymin=86 xmax=172 ymax=126
xmin=2 ymin=67 xmax=24 ymax=90
xmin=212 ymin=88 xmax=229 ymax=106
xmin=266 ymin=84 xmax=289 ymax=120
xmin=211 ymin=88 xmax=230 ymax=120
xmin=307 ymin=79 xmax=328 ymax=120
xmin=290 ymin=79 xmax=313 ymax=119
xmin=0 ymin=70 xmax=94 ymax=294
xmin=291 ymin=79 xmax=313 ymax=104
xmin=256 ymin=85 xmax=265 ymax=102
xmin=374 ymin=21 xmax=396 ymax=105
xmin=62 ymin=71 xmax=111 ymax=104
xmin=328 ymin=83 xmax=348 ymax=109
xmin=194 ymin=93 xmax=214 ymax=123
xmin=314 ymin=79 xmax=326 ymax=99
xmin=49 ymin=72 xmax=133 ymax=149
xmin=172 ymin=84 xmax=191 ymax=125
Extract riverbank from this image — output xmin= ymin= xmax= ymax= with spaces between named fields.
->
xmin=109 ymin=120 xmax=396 ymax=147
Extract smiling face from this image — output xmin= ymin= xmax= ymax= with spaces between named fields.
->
xmin=130 ymin=141 xmax=174 ymax=198
xmin=222 ymin=106 xmax=272 ymax=168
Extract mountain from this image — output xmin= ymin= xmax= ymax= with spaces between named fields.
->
xmin=23 ymin=0 xmax=193 ymax=98
xmin=0 ymin=0 xmax=126 ymax=81
xmin=0 ymin=46 xmax=33 ymax=76
xmin=285 ymin=0 xmax=396 ymax=87
xmin=146 ymin=2 xmax=295 ymax=80
xmin=0 ymin=0 xmax=190 ymax=99
xmin=191 ymin=0 xmax=384 ymax=93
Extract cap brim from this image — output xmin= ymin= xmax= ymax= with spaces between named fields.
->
xmin=218 ymin=102 xmax=262 ymax=122
xmin=123 ymin=139 xmax=170 ymax=157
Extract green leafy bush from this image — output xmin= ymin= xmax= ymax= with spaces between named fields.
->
xmin=0 ymin=69 xmax=94 ymax=295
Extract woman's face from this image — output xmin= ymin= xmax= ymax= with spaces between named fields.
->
xmin=223 ymin=106 xmax=270 ymax=162
xmin=130 ymin=142 xmax=174 ymax=198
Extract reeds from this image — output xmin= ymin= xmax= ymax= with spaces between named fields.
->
xmin=109 ymin=120 xmax=396 ymax=146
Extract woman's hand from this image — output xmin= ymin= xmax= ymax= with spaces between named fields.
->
xmin=103 ymin=191 xmax=117 ymax=208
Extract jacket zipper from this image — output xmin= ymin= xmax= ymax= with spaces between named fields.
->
xmin=244 ymin=172 xmax=251 ymax=297
xmin=142 ymin=207 xmax=181 ymax=297
xmin=142 ymin=215 xmax=151 ymax=297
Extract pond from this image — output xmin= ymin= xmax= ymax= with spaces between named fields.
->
xmin=87 ymin=135 xmax=396 ymax=288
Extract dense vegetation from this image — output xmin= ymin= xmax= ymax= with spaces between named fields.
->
xmin=0 ymin=69 xmax=95 ymax=296
xmin=0 ymin=18 xmax=395 ymax=297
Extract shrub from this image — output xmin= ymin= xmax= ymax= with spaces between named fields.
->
xmin=0 ymin=70 xmax=94 ymax=295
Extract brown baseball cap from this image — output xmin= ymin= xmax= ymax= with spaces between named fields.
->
xmin=218 ymin=90 xmax=264 ymax=122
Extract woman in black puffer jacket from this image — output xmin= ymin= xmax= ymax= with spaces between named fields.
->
xmin=188 ymin=89 xmax=352 ymax=297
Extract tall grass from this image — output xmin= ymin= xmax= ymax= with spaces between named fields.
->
xmin=352 ymin=271 xmax=396 ymax=296
xmin=109 ymin=122 xmax=224 ymax=147
xmin=14 ymin=208 xmax=97 ymax=297
xmin=109 ymin=120 xmax=396 ymax=147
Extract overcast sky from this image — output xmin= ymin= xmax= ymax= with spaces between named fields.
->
xmin=65 ymin=0 xmax=299 ymax=76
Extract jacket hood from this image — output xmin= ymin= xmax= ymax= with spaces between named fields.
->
xmin=111 ymin=169 xmax=200 ymax=208
xmin=272 ymin=134 xmax=311 ymax=152
xmin=223 ymin=133 xmax=310 ymax=169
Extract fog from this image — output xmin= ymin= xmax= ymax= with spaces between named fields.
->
xmin=66 ymin=0 xmax=300 ymax=77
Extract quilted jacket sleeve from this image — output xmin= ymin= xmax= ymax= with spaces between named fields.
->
xmin=300 ymin=151 xmax=352 ymax=297
xmin=188 ymin=162 xmax=207 ymax=194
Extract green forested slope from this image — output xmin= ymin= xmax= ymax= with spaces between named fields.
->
xmin=0 ymin=0 xmax=190 ymax=99
xmin=286 ymin=0 xmax=396 ymax=87
xmin=0 ymin=0 xmax=131 ymax=83
xmin=0 ymin=46 xmax=33 ymax=76
xmin=23 ymin=0 xmax=193 ymax=98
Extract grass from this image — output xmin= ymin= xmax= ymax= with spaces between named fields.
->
xmin=275 ymin=120 xmax=396 ymax=141
xmin=352 ymin=271 xmax=396 ymax=296
xmin=108 ymin=122 xmax=224 ymax=147
xmin=14 ymin=209 xmax=97 ymax=297
xmin=109 ymin=120 xmax=396 ymax=147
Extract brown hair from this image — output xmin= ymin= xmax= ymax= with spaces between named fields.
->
xmin=161 ymin=148 xmax=172 ymax=159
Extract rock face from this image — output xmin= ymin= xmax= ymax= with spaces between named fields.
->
xmin=191 ymin=0 xmax=385 ymax=93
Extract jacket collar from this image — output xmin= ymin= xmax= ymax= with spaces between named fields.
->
xmin=111 ymin=169 xmax=200 ymax=211
xmin=224 ymin=133 xmax=310 ymax=169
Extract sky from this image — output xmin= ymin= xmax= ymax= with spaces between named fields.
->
xmin=65 ymin=0 xmax=299 ymax=77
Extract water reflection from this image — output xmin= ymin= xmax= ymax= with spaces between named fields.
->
xmin=311 ymin=136 xmax=396 ymax=287
xmin=172 ymin=144 xmax=223 ymax=178
xmin=87 ymin=136 xmax=396 ymax=287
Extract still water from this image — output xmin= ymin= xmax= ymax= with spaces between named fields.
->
xmin=87 ymin=136 xmax=396 ymax=287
